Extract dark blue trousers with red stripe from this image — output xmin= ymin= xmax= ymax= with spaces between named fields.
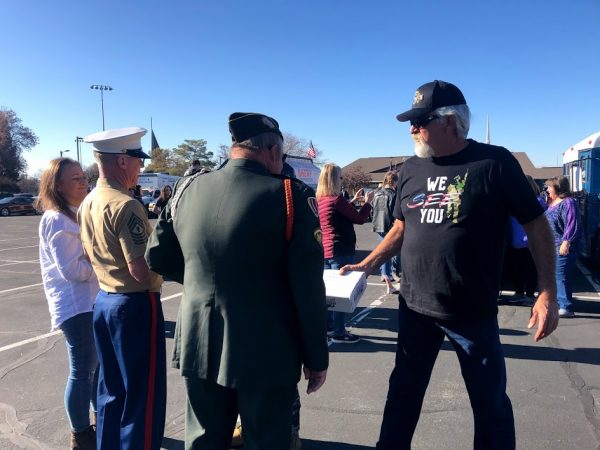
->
xmin=93 ymin=290 xmax=166 ymax=450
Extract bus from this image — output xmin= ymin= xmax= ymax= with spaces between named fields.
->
xmin=563 ymin=131 xmax=600 ymax=263
xmin=137 ymin=173 xmax=181 ymax=197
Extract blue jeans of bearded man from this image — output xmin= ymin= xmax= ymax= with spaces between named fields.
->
xmin=324 ymin=254 xmax=354 ymax=335
xmin=377 ymin=298 xmax=515 ymax=450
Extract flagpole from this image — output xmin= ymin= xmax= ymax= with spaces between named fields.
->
xmin=486 ymin=116 xmax=490 ymax=144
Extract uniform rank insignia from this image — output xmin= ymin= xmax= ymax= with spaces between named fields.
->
xmin=127 ymin=213 xmax=147 ymax=245
xmin=314 ymin=228 xmax=323 ymax=246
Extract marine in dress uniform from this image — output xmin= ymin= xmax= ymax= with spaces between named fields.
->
xmin=78 ymin=127 xmax=166 ymax=450
xmin=145 ymin=113 xmax=329 ymax=450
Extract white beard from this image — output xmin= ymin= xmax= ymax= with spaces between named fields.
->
xmin=413 ymin=139 xmax=434 ymax=158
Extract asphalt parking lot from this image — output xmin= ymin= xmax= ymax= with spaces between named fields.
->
xmin=0 ymin=215 xmax=599 ymax=449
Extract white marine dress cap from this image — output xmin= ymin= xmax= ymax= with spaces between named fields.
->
xmin=84 ymin=127 xmax=151 ymax=159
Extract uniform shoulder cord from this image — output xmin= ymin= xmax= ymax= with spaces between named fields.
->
xmin=284 ymin=178 xmax=294 ymax=242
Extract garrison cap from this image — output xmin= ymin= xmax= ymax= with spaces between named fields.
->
xmin=228 ymin=112 xmax=283 ymax=143
xmin=396 ymin=80 xmax=466 ymax=122
xmin=84 ymin=127 xmax=151 ymax=159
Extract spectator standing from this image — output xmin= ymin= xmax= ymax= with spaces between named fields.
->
xmin=145 ymin=112 xmax=328 ymax=450
xmin=184 ymin=159 xmax=202 ymax=176
xmin=38 ymin=158 xmax=99 ymax=450
xmin=342 ymin=80 xmax=559 ymax=449
xmin=544 ymin=176 xmax=583 ymax=318
xmin=79 ymin=127 xmax=165 ymax=450
xmin=152 ymin=185 xmax=172 ymax=216
xmin=372 ymin=171 xmax=399 ymax=294
xmin=316 ymin=164 xmax=374 ymax=343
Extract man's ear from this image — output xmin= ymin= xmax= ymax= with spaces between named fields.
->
xmin=116 ymin=155 xmax=128 ymax=169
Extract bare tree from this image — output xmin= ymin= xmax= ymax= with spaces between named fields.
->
xmin=216 ymin=144 xmax=230 ymax=165
xmin=282 ymin=131 xmax=326 ymax=165
xmin=342 ymin=166 xmax=372 ymax=194
xmin=84 ymin=163 xmax=100 ymax=188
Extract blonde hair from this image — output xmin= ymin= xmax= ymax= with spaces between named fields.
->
xmin=316 ymin=163 xmax=342 ymax=198
xmin=37 ymin=158 xmax=81 ymax=222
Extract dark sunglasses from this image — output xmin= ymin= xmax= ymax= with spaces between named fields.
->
xmin=410 ymin=114 xmax=440 ymax=129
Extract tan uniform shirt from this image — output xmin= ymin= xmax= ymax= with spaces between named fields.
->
xmin=78 ymin=178 xmax=162 ymax=293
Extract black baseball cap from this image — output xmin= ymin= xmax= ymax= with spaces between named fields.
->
xmin=228 ymin=112 xmax=284 ymax=143
xmin=396 ymin=80 xmax=466 ymax=122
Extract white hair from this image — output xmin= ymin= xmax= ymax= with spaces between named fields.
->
xmin=435 ymin=104 xmax=471 ymax=138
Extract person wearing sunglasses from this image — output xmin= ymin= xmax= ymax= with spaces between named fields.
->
xmin=341 ymin=80 xmax=559 ymax=449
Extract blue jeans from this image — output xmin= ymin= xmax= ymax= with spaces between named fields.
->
xmin=377 ymin=232 xmax=393 ymax=279
xmin=60 ymin=311 xmax=99 ymax=432
xmin=556 ymin=251 xmax=577 ymax=311
xmin=377 ymin=299 xmax=515 ymax=450
xmin=324 ymin=255 xmax=354 ymax=335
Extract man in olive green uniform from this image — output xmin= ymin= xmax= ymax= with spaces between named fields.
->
xmin=146 ymin=113 xmax=329 ymax=450
xmin=79 ymin=127 xmax=165 ymax=450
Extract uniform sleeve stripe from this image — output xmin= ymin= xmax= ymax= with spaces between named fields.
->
xmin=144 ymin=292 xmax=159 ymax=450
xmin=284 ymin=179 xmax=294 ymax=241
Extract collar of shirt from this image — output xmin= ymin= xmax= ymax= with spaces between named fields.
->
xmin=96 ymin=178 xmax=129 ymax=193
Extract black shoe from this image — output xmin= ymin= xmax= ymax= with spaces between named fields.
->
xmin=331 ymin=332 xmax=360 ymax=344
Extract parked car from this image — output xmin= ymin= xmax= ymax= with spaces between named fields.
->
xmin=0 ymin=196 xmax=39 ymax=216
xmin=0 ymin=192 xmax=14 ymax=200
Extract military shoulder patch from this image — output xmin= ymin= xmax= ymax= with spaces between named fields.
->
xmin=313 ymin=228 xmax=323 ymax=246
xmin=127 ymin=213 xmax=147 ymax=245
xmin=307 ymin=197 xmax=319 ymax=218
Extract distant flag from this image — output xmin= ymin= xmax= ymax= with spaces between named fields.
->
xmin=485 ymin=116 xmax=490 ymax=144
xmin=307 ymin=140 xmax=316 ymax=159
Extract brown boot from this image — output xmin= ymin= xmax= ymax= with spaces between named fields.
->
xmin=70 ymin=425 xmax=96 ymax=450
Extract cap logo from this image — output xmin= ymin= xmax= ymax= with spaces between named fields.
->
xmin=262 ymin=117 xmax=275 ymax=129
xmin=413 ymin=90 xmax=424 ymax=105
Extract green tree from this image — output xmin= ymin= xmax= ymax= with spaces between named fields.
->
xmin=171 ymin=139 xmax=215 ymax=175
xmin=144 ymin=147 xmax=172 ymax=174
xmin=0 ymin=109 xmax=39 ymax=188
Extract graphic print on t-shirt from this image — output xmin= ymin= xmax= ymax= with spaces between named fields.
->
xmin=406 ymin=170 xmax=469 ymax=224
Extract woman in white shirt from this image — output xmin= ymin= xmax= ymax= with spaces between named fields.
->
xmin=37 ymin=158 xmax=99 ymax=449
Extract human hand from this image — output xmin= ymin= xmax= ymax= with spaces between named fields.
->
xmin=351 ymin=189 xmax=364 ymax=203
xmin=527 ymin=290 xmax=559 ymax=342
xmin=339 ymin=262 xmax=370 ymax=276
xmin=559 ymin=241 xmax=570 ymax=256
xmin=364 ymin=190 xmax=375 ymax=204
xmin=303 ymin=366 xmax=327 ymax=394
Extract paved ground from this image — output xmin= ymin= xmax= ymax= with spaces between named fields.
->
xmin=0 ymin=215 xmax=599 ymax=449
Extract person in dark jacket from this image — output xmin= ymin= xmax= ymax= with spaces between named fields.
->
xmin=145 ymin=112 xmax=328 ymax=450
xmin=372 ymin=171 xmax=399 ymax=294
xmin=316 ymin=163 xmax=374 ymax=344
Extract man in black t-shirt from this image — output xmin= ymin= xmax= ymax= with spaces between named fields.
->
xmin=342 ymin=80 xmax=559 ymax=450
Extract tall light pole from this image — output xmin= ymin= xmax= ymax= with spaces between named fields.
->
xmin=90 ymin=84 xmax=113 ymax=130
xmin=60 ymin=149 xmax=70 ymax=158
xmin=75 ymin=136 xmax=84 ymax=163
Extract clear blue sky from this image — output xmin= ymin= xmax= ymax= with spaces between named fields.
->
xmin=2 ymin=0 xmax=599 ymax=175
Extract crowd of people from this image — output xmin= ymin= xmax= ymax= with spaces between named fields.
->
xmin=35 ymin=80 xmax=574 ymax=450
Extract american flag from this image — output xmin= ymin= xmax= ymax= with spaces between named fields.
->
xmin=307 ymin=141 xmax=316 ymax=159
